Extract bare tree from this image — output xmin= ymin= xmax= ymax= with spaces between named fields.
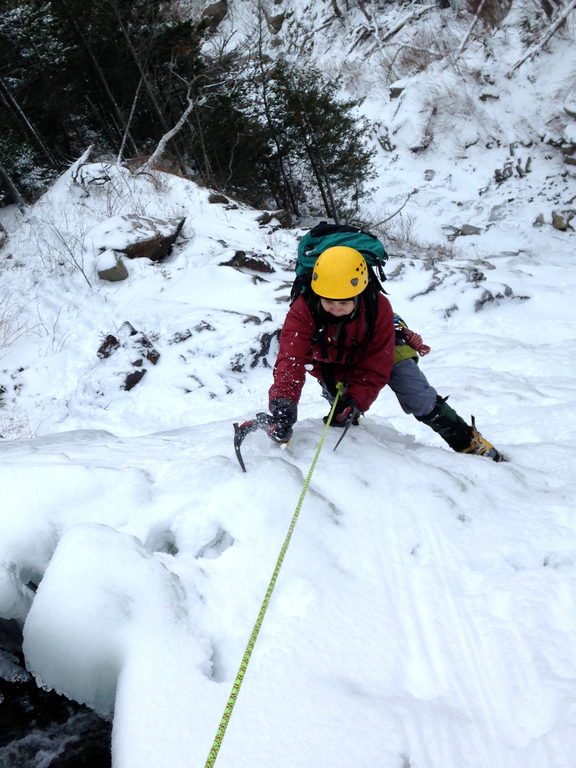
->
xmin=117 ymin=78 xmax=143 ymax=164
xmin=106 ymin=0 xmax=190 ymax=170
xmin=0 ymin=161 xmax=27 ymax=212
xmin=0 ymin=78 xmax=56 ymax=166
xmin=540 ymin=0 xmax=562 ymax=18
xmin=106 ymin=0 xmax=169 ymax=133
xmin=51 ymin=0 xmax=138 ymax=154
xmin=253 ymin=11 xmax=302 ymax=216
xmin=139 ymin=93 xmax=195 ymax=173
xmin=453 ymin=0 xmax=489 ymax=61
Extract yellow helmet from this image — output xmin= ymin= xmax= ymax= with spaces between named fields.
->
xmin=311 ymin=246 xmax=368 ymax=299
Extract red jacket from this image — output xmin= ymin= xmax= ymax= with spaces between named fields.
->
xmin=269 ymin=292 xmax=395 ymax=413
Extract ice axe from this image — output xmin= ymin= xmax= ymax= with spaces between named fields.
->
xmin=233 ymin=412 xmax=276 ymax=472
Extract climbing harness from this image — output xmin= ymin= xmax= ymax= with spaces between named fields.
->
xmin=205 ymin=385 xmax=344 ymax=767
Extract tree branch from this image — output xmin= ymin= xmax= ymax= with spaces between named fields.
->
xmin=117 ymin=78 xmax=143 ymax=164
xmin=348 ymin=4 xmax=437 ymax=54
xmin=507 ymin=0 xmax=576 ymax=76
xmin=373 ymin=189 xmax=418 ymax=226
xmin=453 ymin=0 xmax=489 ymax=62
xmin=0 ymin=161 xmax=27 ymax=212
xmin=139 ymin=95 xmax=195 ymax=173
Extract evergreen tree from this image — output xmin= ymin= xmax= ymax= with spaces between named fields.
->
xmin=0 ymin=4 xmax=374 ymax=216
xmin=0 ymin=0 xmax=205 ymax=202
xmin=249 ymin=61 xmax=375 ymax=221
xmin=0 ymin=3 xmax=66 ymax=201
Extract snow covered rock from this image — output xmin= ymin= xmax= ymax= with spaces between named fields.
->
xmin=96 ymin=250 xmax=129 ymax=282
xmin=201 ymin=0 xmax=228 ymax=30
xmin=87 ymin=214 xmax=186 ymax=263
xmin=564 ymin=93 xmax=576 ymax=120
xmin=22 ymin=523 xmax=210 ymax=718
xmin=96 ymin=321 xmax=160 ymax=391
xmin=552 ymin=209 xmax=576 ymax=231
xmin=220 ymin=250 xmax=275 ymax=274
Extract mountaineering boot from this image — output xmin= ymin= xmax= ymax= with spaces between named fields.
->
xmin=461 ymin=417 xmax=505 ymax=462
xmin=417 ymin=396 xmax=504 ymax=461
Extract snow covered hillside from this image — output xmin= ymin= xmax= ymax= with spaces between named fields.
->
xmin=1 ymin=2 xmax=576 ymax=767
xmin=1 ymin=154 xmax=575 ymax=767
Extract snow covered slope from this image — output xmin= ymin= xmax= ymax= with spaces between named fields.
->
xmin=1 ymin=151 xmax=575 ymax=767
xmin=1 ymin=2 xmax=576 ymax=766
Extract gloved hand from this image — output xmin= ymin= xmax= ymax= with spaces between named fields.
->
xmin=268 ymin=398 xmax=297 ymax=443
xmin=402 ymin=328 xmax=431 ymax=356
xmin=326 ymin=395 xmax=361 ymax=428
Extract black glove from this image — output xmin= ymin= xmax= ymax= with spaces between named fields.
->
xmin=268 ymin=398 xmax=297 ymax=443
xmin=325 ymin=395 xmax=361 ymax=428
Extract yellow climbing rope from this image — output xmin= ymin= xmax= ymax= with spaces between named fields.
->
xmin=203 ymin=383 xmax=344 ymax=767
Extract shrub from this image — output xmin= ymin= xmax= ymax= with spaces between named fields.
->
xmin=466 ymin=0 xmax=513 ymax=27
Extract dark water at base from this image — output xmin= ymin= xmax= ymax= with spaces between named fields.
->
xmin=0 ymin=678 xmax=112 ymax=768
xmin=1 ymin=621 xmax=112 ymax=768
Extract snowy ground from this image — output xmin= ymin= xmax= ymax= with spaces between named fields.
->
xmin=1 ymin=151 xmax=575 ymax=767
xmin=2 ymin=7 xmax=576 ymax=765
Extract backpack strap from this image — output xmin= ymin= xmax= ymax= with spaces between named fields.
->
xmin=290 ymin=273 xmax=309 ymax=304
xmin=301 ymin=287 xmax=380 ymax=362
xmin=363 ymin=285 xmax=379 ymax=337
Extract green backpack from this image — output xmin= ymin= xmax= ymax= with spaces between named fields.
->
xmin=291 ymin=221 xmax=389 ymax=302
xmin=291 ymin=222 xmax=416 ymax=363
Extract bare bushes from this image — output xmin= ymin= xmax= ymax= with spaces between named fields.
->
xmin=28 ymin=163 xmax=179 ymax=286
xmin=392 ymin=30 xmax=445 ymax=76
xmin=377 ymin=24 xmax=456 ymax=84
xmin=0 ymin=409 xmax=30 ymax=440
xmin=0 ymin=294 xmax=27 ymax=352
xmin=0 ymin=296 xmax=31 ymax=440
xmin=71 ymin=161 xmax=169 ymax=218
xmin=26 ymin=206 xmax=93 ymax=287
xmin=466 ymin=0 xmax=513 ymax=28
xmin=366 ymin=208 xmax=459 ymax=270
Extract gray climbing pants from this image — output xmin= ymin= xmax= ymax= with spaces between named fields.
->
xmin=387 ymin=358 xmax=437 ymax=418
xmin=320 ymin=357 xmax=438 ymax=418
